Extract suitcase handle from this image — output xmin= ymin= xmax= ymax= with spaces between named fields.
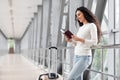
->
xmin=49 ymin=46 xmax=57 ymax=49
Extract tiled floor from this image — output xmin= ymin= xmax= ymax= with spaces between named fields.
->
xmin=0 ymin=54 xmax=43 ymax=80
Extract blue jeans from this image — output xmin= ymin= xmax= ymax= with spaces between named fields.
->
xmin=67 ymin=55 xmax=92 ymax=80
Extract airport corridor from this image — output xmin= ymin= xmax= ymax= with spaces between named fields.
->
xmin=0 ymin=0 xmax=120 ymax=80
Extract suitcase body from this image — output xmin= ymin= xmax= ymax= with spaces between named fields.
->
xmin=39 ymin=73 xmax=59 ymax=80
xmin=38 ymin=47 xmax=59 ymax=80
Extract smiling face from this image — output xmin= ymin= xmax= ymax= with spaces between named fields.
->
xmin=76 ymin=10 xmax=87 ymax=24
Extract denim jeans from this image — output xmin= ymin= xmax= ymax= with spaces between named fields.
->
xmin=67 ymin=55 xmax=92 ymax=80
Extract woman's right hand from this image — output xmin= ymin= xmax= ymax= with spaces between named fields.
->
xmin=65 ymin=36 xmax=72 ymax=42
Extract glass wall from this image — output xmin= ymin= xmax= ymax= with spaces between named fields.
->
xmin=90 ymin=0 xmax=120 ymax=80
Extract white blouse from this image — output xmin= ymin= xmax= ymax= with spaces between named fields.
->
xmin=74 ymin=23 xmax=98 ymax=56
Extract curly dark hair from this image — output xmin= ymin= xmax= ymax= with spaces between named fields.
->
xmin=75 ymin=6 xmax=102 ymax=43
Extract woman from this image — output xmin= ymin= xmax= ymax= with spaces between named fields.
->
xmin=65 ymin=6 xmax=102 ymax=80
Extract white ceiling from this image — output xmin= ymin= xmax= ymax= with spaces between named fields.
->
xmin=0 ymin=0 xmax=42 ymax=39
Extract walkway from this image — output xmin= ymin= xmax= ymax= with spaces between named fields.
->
xmin=0 ymin=54 xmax=42 ymax=80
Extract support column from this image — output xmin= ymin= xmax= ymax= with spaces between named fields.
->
xmin=41 ymin=0 xmax=51 ymax=48
xmin=95 ymin=0 xmax=107 ymax=23
xmin=108 ymin=0 xmax=115 ymax=80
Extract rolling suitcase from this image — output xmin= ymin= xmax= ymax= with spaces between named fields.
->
xmin=38 ymin=47 xmax=59 ymax=80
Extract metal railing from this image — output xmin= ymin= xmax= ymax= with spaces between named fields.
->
xmin=89 ymin=44 xmax=120 ymax=80
xmin=22 ymin=44 xmax=120 ymax=80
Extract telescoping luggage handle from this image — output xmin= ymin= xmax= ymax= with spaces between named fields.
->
xmin=38 ymin=46 xmax=59 ymax=80
xmin=48 ymin=46 xmax=58 ymax=79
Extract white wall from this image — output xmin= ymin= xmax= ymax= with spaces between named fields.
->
xmin=0 ymin=32 xmax=8 ymax=55
xmin=21 ymin=32 xmax=29 ymax=50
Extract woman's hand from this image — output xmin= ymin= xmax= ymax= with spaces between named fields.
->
xmin=65 ymin=36 xmax=72 ymax=42
xmin=71 ymin=35 xmax=79 ymax=41
xmin=71 ymin=35 xmax=85 ymax=43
